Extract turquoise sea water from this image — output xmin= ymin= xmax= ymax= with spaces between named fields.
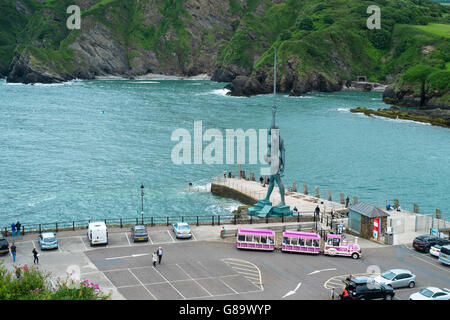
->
xmin=0 ymin=78 xmax=449 ymax=226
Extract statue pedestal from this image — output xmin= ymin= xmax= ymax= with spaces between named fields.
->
xmin=248 ymin=200 xmax=293 ymax=218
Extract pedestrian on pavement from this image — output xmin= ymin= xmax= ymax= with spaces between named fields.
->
xmin=11 ymin=222 xmax=16 ymax=238
xmin=152 ymin=251 xmax=157 ymax=267
xmin=15 ymin=221 xmax=21 ymax=238
xmin=32 ymin=248 xmax=39 ymax=264
xmin=345 ymin=196 xmax=350 ymax=208
xmin=224 ymin=170 xmax=227 ymax=179
xmin=259 ymin=176 xmax=264 ymax=186
xmin=315 ymin=205 xmax=320 ymax=218
xmin=10 ymin=242 xmax=16 ymax=263
xmin=157 ymin=247 xmax=163 ymax=264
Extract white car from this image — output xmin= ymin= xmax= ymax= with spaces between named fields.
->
xmin=409 ymin=287 xmax=450 ymax=300
xmin=430 ymin=244 xmax=449 ymax=257
xmin=374 ymin=269 xmax=416 ymax=289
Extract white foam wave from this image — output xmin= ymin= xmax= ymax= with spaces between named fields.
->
xmin=130 ymin=81 xmax=160 ymax=84
xmin=372 ymin=115 xmax=431 ymax=126
xmin=211 ymin=89 xmax=230 ymax=96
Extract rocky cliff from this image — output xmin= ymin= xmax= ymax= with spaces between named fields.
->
xmin=1 ymin=0 xmax=449 ymax=102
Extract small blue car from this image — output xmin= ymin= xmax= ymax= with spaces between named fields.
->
xmin=38 ymin=232 xmax=59 ymax=250
xmin=172 ymin=222 xmax=192 ymax=239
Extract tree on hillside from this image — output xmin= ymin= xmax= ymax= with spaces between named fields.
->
xmin=403 ymin=65 xmax=438 ymax=106
xmin=297 ymin=17 xmax=314 ymax=30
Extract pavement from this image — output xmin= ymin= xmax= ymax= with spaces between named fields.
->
xmin=1 ymin=224 xmax=448 ymax=300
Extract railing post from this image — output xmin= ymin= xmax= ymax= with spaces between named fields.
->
xmin=167 ymin=217 xmax=169 ymax=226
xmin=151 ymin=217 xmax=154 ymax=227
xmin=39 ymin=224 xmax=41 ymax=234
xmin=212 ymin=216 xmax=215 ymax=226
xmin=120 ymin=218 xmax=123 ymax=228
xmin=196 ymin=216 xmax=199 ymax=227
xmin=22 ymin=226 xmax=25 ymax=236
xmin=73 ymin=221 xmax=75 ymax=231
xmin=297 ymin=212 xmax=300 ymax=222
xmin=218 ymin=215 xmax=220 ymax=226
xmin=105 ymin=219 xmax=107 ymax=225
xmin=136 ymin=218 xmax=138 ymax=225
xmin=282 ymin=213 xmax=284 ymax=223
xmin=266 ymin=216 xmax=268 ymax=224
xmin=326 ymin=216 xmax=329 ymax=227
xmin=234 ymin=215 xmax=236 ymax=225
xmin=182 ymin=216 xmax=184 ymax=223
xmin=250 ymin=216 xmax=253 ymax=224
xmin=56 ymin=223 xmax=58 ymax=233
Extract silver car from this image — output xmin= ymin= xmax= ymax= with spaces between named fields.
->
xmin=374 ymin=269 xmax=416 ymax=289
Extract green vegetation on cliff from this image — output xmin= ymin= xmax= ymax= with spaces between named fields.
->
xmin=1 ymin=0 xmax=449 ymax=103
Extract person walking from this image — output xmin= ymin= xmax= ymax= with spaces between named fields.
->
xmin=32 ymin=248 xmax=39 ymax=264
xmin=345 ymin=196 xmax=350 ymax=208
xmin=152 ymin=251 xmax=158 ymax=267
xmin=314 ymin=205 xmax=320 ymax=219
xmin=223 ymin=170 xmax=227 ymax=180
xmin=259 ymin=176 xmax=264 ymax=186
xmin=15 ymin=221 xmax=21 ymax=238
xmin=11 ymin=222 xmax=16 ymax=238
xmin=10 ymin=242 xmax=16 ymax=263
xmin=157 ymin=247 xmax=163 ymax=264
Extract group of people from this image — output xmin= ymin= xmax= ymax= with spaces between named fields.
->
xmin=152 ymin=246 xmax=163 ymax=267
xmin=330 ymin=275 xmax=354 ymax=300
xmin=10 ymin=221 xmax=22 ymax=238
xmin=9 ymin=242 xmax=40 ymax=265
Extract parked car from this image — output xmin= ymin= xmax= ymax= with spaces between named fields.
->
xmin=130 ymin=225 xmax=149 ymax=242
xmin=87 ymin=222 xmax=108 ymax=246
xmin=350 ymin=282 xmax=395 ymax=300
xmin=412 ymin=235 xmax=445 ymax=253
xmin=0 ymin=234 xmax=9 ymax=255
xmin=344 ymin=276 xmax=374 ymax=290
xmin=38 ymin=232 xmax=59 ymax=250
xmin=409 ymin=287 xmax=450 ymax=300
xmin=374 ymin=269 xmax=416 ymax=289
xmin=172 ymin=222 xmax=192 ymax=239
xmin=439 ymin=245 xmax=450 ymax=266
xmin=429 ymin=239 xmax=450 ymax=257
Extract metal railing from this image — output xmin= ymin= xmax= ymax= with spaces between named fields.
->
xmin=1 ymin=212 xmax=316 ymax=237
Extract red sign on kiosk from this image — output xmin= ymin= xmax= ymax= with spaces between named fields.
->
xmin=373 ymin=218 xmax=380 ymax=240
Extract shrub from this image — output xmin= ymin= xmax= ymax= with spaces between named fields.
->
xmin=323 ymin=15 xmax=334 ymax=25
xmin=297 ymin=17 xmax=313 ymax=30
xmin=0 ymin=263 xmax=111 ymax=300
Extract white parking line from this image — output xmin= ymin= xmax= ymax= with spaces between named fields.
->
xmin=125 ymin=233 xmax=131 ymax=246
xmin=167 ymin=230 xmax=176 ymax=243
xmin=151 ymin=265 xmax=186 ymax=299
xmin=128 ymin=268 xmax=158 ymax=300
xmin=176 ymin=264 xmax=213 ymax=297
xmin=78 ymin=236 xmax=88 ymax=251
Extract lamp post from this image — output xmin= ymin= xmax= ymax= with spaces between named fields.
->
xmin=140 ymin=183 xmax=144 ymax=224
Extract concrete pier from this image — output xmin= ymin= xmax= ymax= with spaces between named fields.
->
xmin=211 ymin=177 xmax=346 ymax=216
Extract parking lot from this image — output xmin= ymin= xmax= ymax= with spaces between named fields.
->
xmin=2 ymin=226 xmax=449 ymax=300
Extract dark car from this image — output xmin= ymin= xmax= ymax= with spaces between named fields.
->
xmin=130 ymin=225 xmax=149 ymax=242
xmin=350 ymin=283 xmax=395 ymax=300
xmin=0 ymin=234 xmax=9 ymax=255
xmin=413 ymin=235 xmax=446 ymax=253
xmin=344 ymin=276 xmax=372 ymax=290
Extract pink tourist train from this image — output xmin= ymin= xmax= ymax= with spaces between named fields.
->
xmin=282 ymin=231 xmax=321 ymax=254
xmin=236 ymin=228 xmax=276 ymax=251
xmin=323 ymin=233 xmax=361 ymax=259
xmin=236 ymin=228 xmax=361 ymax=259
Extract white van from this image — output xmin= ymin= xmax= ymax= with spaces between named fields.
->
xmin=87 ymin=222 xmax=108 ymax=246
